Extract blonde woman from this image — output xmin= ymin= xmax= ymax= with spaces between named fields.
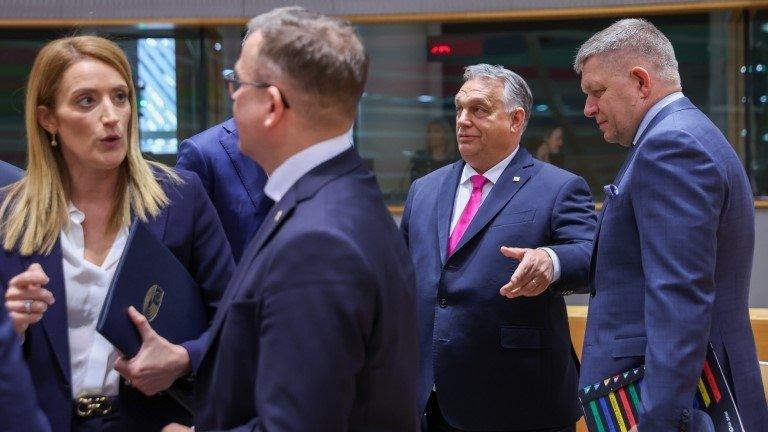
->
xmin=0 ymin=36 xmax=234 ymax=432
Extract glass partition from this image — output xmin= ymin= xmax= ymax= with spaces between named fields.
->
xmin=748 ymin=9 xmax=768 ymax=197
xmin=0 ymin=11 xmax=759 ymax=200
xmin=356 ymin=12 xmax=741 ymax=203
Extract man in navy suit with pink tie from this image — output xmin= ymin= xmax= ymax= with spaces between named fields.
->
xmin=402 ymin=64 xmax=596 ymax=431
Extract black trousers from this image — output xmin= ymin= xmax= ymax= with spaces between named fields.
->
xmin=425 ymin=392 xmax=575 ymax=432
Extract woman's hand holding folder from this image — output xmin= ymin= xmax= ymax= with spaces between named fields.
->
xmin=113 ymin=306 xmax=191 ymax=396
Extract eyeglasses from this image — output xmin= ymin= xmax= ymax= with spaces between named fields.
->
xmin=222 ymin=69 xmax=290 ymax=109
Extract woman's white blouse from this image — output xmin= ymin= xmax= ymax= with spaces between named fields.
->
xmin=61 ymin=203 xmax=128 ymax=398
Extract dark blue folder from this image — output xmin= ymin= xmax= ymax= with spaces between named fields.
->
xmin=96 ymin=221 xmax=207 ymax=359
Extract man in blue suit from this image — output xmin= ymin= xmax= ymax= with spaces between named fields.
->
xmin=401 ymin=64 xmax=596 ymax=431
xmin=575 ymin=19 xmax=768 ymax=432
xmin=163 ymin=7 xmax=418 ymax=432
xmin=0 ymin=159 xmax=23 ymax=187
xmin=0 ymin=158 xmax=31 ymax=430
xmin=0 ymin=292 xmax=49 ymax=432
xmin=176 ymin=119 xmax=270 ymax=263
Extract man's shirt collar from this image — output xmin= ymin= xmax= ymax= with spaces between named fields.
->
xmin=264 ymin=129 xmax=353 ymax=202
xmin=459 ymin=145 xmax=520 ymax=186
xmin=632 ymin=91 xmax=684 ymax=145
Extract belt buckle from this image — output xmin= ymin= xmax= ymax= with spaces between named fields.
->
xmin=75 ymin=395 xmax=113 ymax=418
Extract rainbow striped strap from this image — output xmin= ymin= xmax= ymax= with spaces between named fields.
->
xmin=579 ymin=367 xmax=643 ymax=432
xmin=579 ymin=344 xmax=745 ymax=432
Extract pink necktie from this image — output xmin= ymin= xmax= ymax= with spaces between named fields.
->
xmin=448 ymin=174 xmax=489 ymax=256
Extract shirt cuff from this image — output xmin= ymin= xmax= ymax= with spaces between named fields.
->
xmin=539 ymin=247 xmax=561 ymax=283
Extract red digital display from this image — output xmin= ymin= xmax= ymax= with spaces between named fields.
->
xmin=427 ymin=37 xmax=483 ymax=58
xmin=430 ymin=44 xmax=453 ymax=55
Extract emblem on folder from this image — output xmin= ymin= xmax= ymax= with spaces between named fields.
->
xmin=142 ymin=284 xmax=164 ymax=322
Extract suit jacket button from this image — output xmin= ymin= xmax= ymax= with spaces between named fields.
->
xmin=439 ymin=298 xmax=447 ymax=308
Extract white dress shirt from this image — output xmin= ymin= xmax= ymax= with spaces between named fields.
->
xmin=264 ymin=129 xmax=353 ymax=203
xmin=632 ymin=91 xmax=685 ymax=145
xmin=62 ymin=203 xmax=128 ymax=398
xmin=450 ymin=146 xmax=561 ymax=281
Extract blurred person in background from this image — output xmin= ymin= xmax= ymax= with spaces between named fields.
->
xmin=410 ymin=118 xmax=456 ymax=182
xmin=535 ymin=126 xmax=564 ymax=167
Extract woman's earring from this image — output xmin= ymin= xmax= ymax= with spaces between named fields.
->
xmin=50 ymin=133 xmax=57 ymax=147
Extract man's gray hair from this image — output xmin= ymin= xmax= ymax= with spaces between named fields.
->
xmin=245 ymin=7 xmax=368 ymax=121
xmin=463 ymin=64 xmax=533 ymax=130
xmin=573 ymin=18 xmax=680 ymax=86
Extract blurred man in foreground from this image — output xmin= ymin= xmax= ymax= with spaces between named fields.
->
xmin=165 ymin=6 xmax=419 ymax=432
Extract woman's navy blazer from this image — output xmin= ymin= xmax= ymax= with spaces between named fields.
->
xmin=0 ymin=169 xmax=235 ymax=431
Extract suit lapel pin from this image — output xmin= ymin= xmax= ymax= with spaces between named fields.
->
xmin=603 ymin=184 xmax=619 ymax=199
xmin=513 ymin=176 xmax=521 ymax=182
xmin=274 ymin=209 xmax=283 ymax=222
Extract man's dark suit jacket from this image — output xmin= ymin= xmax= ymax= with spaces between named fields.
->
xmin=176 ymin=119 xmax=270 ymax=263
xmin=0 ymin=170 xmax=235 ymax=432
xmin=401 ymin=147 xmax=596 ymax=431
xmin=0 ymin=300 xmax=50 ymax=432
xmin=0 ymin=160 xmax=22 ymax=187
xmin=195 ymin=148 xmax=420 ymax=431
xmin=0 ymin=162 xmax=44 ymax=431
xmin=581 ymin=97 xmax=768 ymax=432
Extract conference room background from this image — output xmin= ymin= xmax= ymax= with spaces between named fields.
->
xmin=0 ymin=7 xmax=767 ymax=307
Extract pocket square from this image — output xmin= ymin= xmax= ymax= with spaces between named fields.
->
xmin=603 ymin=184 xmax=619 ymax=199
